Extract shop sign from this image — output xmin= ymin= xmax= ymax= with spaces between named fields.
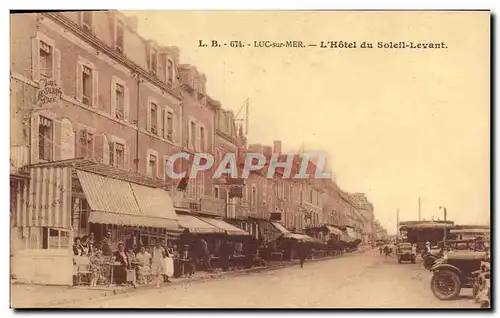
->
xmin=37 ymin=79 xmax=62 ymax=107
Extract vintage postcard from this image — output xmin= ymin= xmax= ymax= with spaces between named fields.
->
xmin=9 ymin=10 xmax=490 ymax=309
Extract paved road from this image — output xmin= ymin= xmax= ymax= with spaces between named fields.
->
xmin=63 ymin=250 xmax=478 ymax=308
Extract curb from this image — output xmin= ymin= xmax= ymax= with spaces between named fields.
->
xmin=39 ymin=255 xmax=344 ymax=308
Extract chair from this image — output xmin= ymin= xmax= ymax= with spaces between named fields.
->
xmin=74 ymin=256 xmax=91 ymax=286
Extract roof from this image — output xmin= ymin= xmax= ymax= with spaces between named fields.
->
xmin=27 ymin=159 xmax=171 ymax=189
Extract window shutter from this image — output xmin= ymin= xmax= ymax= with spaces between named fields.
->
xmin=124 ymin=144 xmax=130 ymax=170
xmin=54 ymin=48 xmax=61 ymax=85
xmin=195 ymin=123 xmax=201 ymax=151
xmin=110 ymin=81 xmax=116 ymax=118
xmin=53 ymin=119 xmax=62 ymax=161
xmin=76 ymin=63 xmax=83 ymax=101
xmin=94 ymin=134 xmax=104 ymax=163
xmin=163 ymin=109 xmax=168 ymax=139
xmin=31 ymin=38 xmax=40 ymax=82
xmin=146 ymin=103 xmax=151 ymax=132
xmin=157 ymin=107 xmax=162 ymax=136
xmin=92 ymin=70 xmax=99 ymax=108
xmin=123 ymin=86 xmax=130 ymax=122
xmin=30 ymin=115 xmax=40 ymax=164
xmin=102 ymin=138 xmax=110 ymax=164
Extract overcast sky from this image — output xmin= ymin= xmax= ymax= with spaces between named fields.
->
xmin=127 ymin=11 xmax=490 ymax=233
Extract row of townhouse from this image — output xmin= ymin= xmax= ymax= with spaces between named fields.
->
xmin=9 ymin=10 xmax=250 ymax=284
xmin=10 ymin=11 xmax=245 ymax=218
xmin=9 ymin=10 xmax=375 ymax=251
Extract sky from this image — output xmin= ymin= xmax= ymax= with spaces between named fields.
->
xmin=126 ymin=11 xmax=490 ymax=233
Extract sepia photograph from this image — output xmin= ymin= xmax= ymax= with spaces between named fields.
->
xmin=8 ymin=9 xmax=490 ymax=309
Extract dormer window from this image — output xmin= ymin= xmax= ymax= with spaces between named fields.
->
xmin=167 ymin=59 xmax=174 ymax=84
xmin=149 ymin=47 xmax=158 ymax=74
xmin=81 ymin=11 xmax=93 ymax=32
xmin=116 ymin=20 xmax=124 ymax=53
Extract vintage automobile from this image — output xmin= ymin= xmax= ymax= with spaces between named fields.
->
xmin=397 ymin=242 xmax=416 ymax=264
xmin=429 ymin=251 xmax=488 ymax=300
xmin=422 ymin=239 xmax=477 ymax=270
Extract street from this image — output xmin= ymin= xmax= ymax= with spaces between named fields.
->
xmin=60 ymin=250 xmax=478 ymax=308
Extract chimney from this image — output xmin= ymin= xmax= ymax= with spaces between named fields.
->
xmin=273 ymin=140 xmax=282 ymax=154
xmin=126 ymin=16 xmax=138 ymax=33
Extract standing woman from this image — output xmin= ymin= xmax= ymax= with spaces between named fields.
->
xmin=151 ymin=241 xmax=166 ymax=288
xmin=164 ymin=240 xmax=174 ymax=282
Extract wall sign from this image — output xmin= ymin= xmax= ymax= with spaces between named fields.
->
xmin=36 ymin=79 xmax=62 ymax=107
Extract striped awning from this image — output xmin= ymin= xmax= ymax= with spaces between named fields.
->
xmin=325 ymin=225 xmax=343 ymax=235
xmin=14 ymin=166 xmax=72 ymax=229
xmin=197 ymin=216 xmax=249 ymax=236
xmin=271 ymin=221 xmax=290 ymax=234
xmin=178 ymin=214 xmax=224 ymax=234
xmin=77 ymin=170 xmax=178 ymax=230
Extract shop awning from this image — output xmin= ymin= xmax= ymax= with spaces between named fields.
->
xmin=325 ymin=225 xmax=343 ymax=235
xmin=450 ymin=229 xmax=490 ymax=234
xmin=271 ymin=221 xmax=290 ymax=234
xmin=283 ymin=233 xmax=318 ymax=243
xmin=197 ymin=216 xmax=249 ymax=236
xmin=178 ymin=214 xmax=225 ymax=234
xmin=340 ymin=234 xmax=355 ymax=243
xmin=77 ymin=170 xmax=179 ymax=229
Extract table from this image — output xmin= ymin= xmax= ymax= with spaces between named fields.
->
xmin=106 ymin=261 xmax=122 ymax=286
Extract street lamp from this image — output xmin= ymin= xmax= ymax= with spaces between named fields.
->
xmin=439 ymin=206 xmax=447 ymax=247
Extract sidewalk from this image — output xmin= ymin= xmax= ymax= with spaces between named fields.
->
xmin=12 ymin=256 xmax=339 ymax=308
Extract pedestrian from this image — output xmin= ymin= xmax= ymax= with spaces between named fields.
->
xmin=135 ymin=245 xmax=151 ymax=285
xmin=101 ymin=231 xmax=113 ymax=257
xmin=379 ymin=246 xmax=383 ymax=255
xmin=297 ymin=242 xmax=308 ymax=268
xmin=151 ymin=241 xmax=166 ymax=288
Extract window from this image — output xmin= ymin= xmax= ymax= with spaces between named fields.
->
xmin=80 ymin=130 xmax=94 ymax=158
xmin=39 ymin=41 xmax=53 ymax=79
xmin=38 ymin=116 xmax=53 ymax=161
xmin=200 ymin=126 xmax=205 ymax=151
xmin=167 ymin=59 xmax=174 ymax=84
xmin=115 ymin=83 xmax=125 ymax=119
xmin=109 ymin=142 xmax=125 ymax=168
xmin=166 ymin=111 xmax=173 ymax=140
xmin=116 ymin=20 xmax=124 ymax=53
xmin=149 ymin=154 xmax=157 ymax=177
xmin=150 ymin=103 xmax=158 ymax=134
xmin=190 ymin=121 xmax=196 ymax=147
xmin=214 ymin=186 xmax=219 ymax=199
xmin=150 ymin=48 xmax=158 ymax=74
xmin=82 ymin=65 xmax=93 ymax=106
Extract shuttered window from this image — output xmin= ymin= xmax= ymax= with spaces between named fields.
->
xmin=38 ymin=116 xmax=53 ymax=161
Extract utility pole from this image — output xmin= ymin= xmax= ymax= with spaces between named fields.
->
xmin=396 ymin=208 xmax=400 ymax=241
xmin=440 ymin=206 xmax=447 ymax=247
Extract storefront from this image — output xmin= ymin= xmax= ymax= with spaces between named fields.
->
xmin=11 ymin=159 xmax=180 ymax=285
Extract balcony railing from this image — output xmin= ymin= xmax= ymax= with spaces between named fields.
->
xmin=200 ymin=195 xmax=225 ymax=217
xmin=169 ymin=187 xmax=196 ymax=212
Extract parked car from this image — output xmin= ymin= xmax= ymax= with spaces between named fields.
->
xmin=429 ymin=251 xmax=488 ymax=300
xmin=397 ymin=243 xmax=416 ymax=264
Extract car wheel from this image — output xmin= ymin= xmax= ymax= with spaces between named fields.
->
xmin=431 ymin=270 xmax=461 ymax=300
